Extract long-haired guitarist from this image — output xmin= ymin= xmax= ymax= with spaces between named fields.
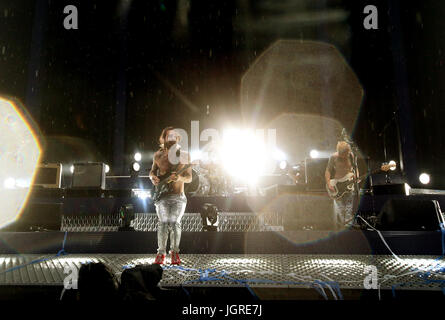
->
xmin=149 ymin=127 xmax=192 ymax=265
xmin=325 ymin=141 xmax=359 ymax=228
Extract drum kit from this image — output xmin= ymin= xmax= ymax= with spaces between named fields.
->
xmin=184 ymin=162 xmax=234 ymax=197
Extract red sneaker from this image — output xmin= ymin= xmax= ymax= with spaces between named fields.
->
xmin=171 ymin=252 xmax=181 ymax=265
xmin=154 ymin=254 xmax=165 ymax=265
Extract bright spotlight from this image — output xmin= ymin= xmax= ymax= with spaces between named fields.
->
xmin=419 ymin=173 xmax=430 ymax=185
xmin=310 ymin=149 xmax=320 ymax=159
xmin=132 ymin=189 xmax=150 ymax=200
xmin=279 ymin=160 xmax=288 ymax=170
xmin=105 ymin=164 xmax=110 ymax=173
xmin=220 ymin=129 xmax=267 ymax=184
xmin=273 ymin=149 xmax=286 ymax=161
xmin=70 ymin=165 xmax=74 ymax=174
xmin=389 ymin=160 xmax=397 ymax=171
xmin=16 ymin=179 xmax=31 ymax=188
xmin=4 ymin=178 xmax=16 ymax=189
xmin=134 ymin=152 xmax=142 ymax=162
xmin=190 ymin=150 xmax=203 ymax=163
xmin=132 ymin=162 xmax=140 ymax=172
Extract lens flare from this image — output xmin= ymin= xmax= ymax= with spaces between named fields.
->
xmin=0 ymin=97 xmax=41 ymax=227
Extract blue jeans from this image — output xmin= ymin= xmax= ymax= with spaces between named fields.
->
xmin=154 ymin=193 xmax=187 ymax=254
xmin=334 ymin=192 xmax=355 ymax=228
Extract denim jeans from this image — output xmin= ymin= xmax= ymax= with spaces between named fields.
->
xmin=334 ymin=192 xmax=355 ymax=228
xmin=154 ymin=193 xmax=187 ymax=254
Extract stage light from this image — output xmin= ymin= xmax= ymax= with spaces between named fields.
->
xmin=132 ymin=162 xmax=140 ymax=172
xmin=70 ymin=165 xmax=74 ymax=174
xmin=105 ymin=164 xmax=110 ymax=174
xmin=134 ymin=152 xmax=142 ymax=162
xmin=15 ymin=179 xmax=31 ymax=188
xmin=389 ymin=160 xmax=397 ymax=171
xmin=419 ymin=173 xmax=430 ymax=185
xmin=4 ymin=178 xmax=15 ymax=189
xmin=310 ymin=149 xmax=320 ymax=159
xmin=132 ymin=188 xmax=151 ymax=200
xmin=190 ymin=150 xmax=203 ymax=163
xmin=279 ymin=160 xmax=288 ymax=170
xmin=220 ymin=129 xmax=268 ymax=184
xmin=273 ymin=149 xmax=286 ymax=161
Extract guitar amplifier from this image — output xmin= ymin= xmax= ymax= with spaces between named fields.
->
xmin=33 ymin=163 xmax=62 ymax=188
xmin=305 ymin=158 xmax=329 ymax=191
xmin=71 ymin=162 xmax=106 ymax=190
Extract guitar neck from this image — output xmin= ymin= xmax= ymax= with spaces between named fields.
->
xmin=158 ymin=163 xmax=193 ymax=185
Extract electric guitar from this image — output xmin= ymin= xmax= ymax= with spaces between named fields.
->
xmin=152 ymin=163 xmax=193 ymax=203
xmin=326 ymin=162 xmax=395 ymax=200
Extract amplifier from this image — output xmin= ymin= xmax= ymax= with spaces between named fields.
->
xmin=33 ymin=163 xmax=62 ymax=188
xmin=71 ymin=162 xmax=106 ymax=190
xmin=305 ymin=158 xmax=329 ymax=191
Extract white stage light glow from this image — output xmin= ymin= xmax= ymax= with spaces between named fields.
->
xmin=0 ymin=97 xmax=41 ymax=227
xmin=190 ymin=150 xmax=203 ymax=163
xmin=132 ymin=162 xmax=141 ymax=172
xmin=279 ymin=160 xmax=288 ymax=170
xmin=272 ymin=149 xmax=286 ymax=161
xmin=70 ymin=165 xmax=74 ymax=174
xmin=4 ymin=178 xmax=15 ymax=189
xmin=310 ymin=149 xmax=320 ymax=159
xmin=220 ymin=129 xmax=268 ymax=185
xmin=105 ymin=164 xmax=110 ymax=173
xmin=419 ymin=173 xmax=430 ymax=185
xmin=389 ymin=160 xmax=397 ymax=171
xmin=134 ymin=152 xmax=142 ymax=162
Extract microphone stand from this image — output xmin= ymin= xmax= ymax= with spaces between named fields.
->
xmin=378 ymin=110 xmax=398 ymax=184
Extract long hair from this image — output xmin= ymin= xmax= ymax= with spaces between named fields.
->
xmin=159 ymin=126 xmax=176 ymax=149
xmin=336 ymin=141 xmax=351 ymax=155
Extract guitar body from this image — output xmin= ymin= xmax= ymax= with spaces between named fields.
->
xmin=152 ymin=174 xmax=172 ymax=203
xmin=325 ymin=162 xmax=395 ymax=200
xmin=326 ymin=172 xmax=355 ymax=200
xmin=152 ymin=164 xmax=193 ymax=203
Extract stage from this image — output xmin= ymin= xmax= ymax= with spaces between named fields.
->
xmin=0 ymin=230 xmax=444 ymax=300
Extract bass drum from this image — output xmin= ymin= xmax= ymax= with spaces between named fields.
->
xmin=185 ymin=168 xmax=210 ymax=196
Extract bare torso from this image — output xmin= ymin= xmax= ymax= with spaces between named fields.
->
xmin=333 ymin=152 xmax=353 ymax=179
xmin=153 ymin=148 xmax=189 ymax=194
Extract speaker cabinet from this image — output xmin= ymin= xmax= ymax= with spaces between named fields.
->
xmin=376 ymin=199 xmax=443 ymax=231
xmin=305 ymin=158 xmax=329 ymax=191
xmin=71 ymin=162 xmax=106 ymax=190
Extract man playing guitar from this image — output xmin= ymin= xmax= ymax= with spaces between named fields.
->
xmin=325 ymin=141 xmax=359 ymax=228
xmin=149 ymin=127 xmax=192 ymax=265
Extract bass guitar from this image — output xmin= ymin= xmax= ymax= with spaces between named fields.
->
xmin=326 ymin=162 xmax=395 ymax=200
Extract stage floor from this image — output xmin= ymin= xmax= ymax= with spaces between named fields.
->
xmin=0 ymin=253 xmax=444 ymax=294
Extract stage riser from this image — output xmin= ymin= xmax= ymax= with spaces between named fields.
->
xmin=0 ymin=231 xmax=442 ymax=255
xmin=61 ymin=212 xmax=284 ymax=232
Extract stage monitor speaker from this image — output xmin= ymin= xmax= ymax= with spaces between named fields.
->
xmin=305 ymin=158 xmax=329 ymax=191
xmin=376 ymin=199 xmax=444 ymax=231
xmin=71 ymin=162 xmax=106 ymax=190
xmin=372 ymin=183 xmax=407 ymax=195
xmin=33 ymin=163 xmax=62 ymax=188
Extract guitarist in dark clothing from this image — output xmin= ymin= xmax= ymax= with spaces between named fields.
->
xmin=149 ymin=127 xmax=192 ymax=265
xmin=325 ymin=141 xmax=359 ymax=229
